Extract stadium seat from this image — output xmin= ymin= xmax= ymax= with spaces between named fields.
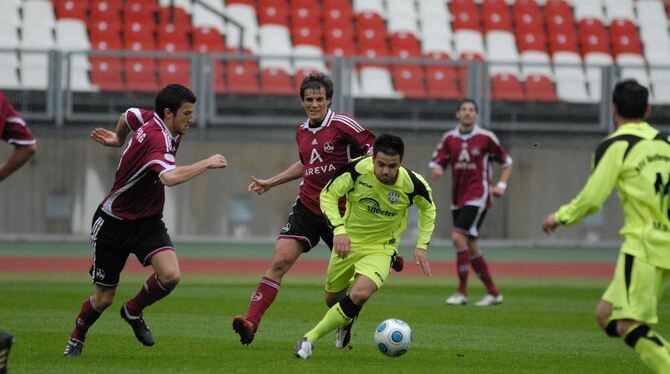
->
xmin=525 ymin=74 xmax=558 ymax=102
xmin=387 ymin=0 xmax=419 ymax=35
xmin=391 ymin=65 xmax=426 ymax=99
xmin=226 ymin=4 xmax=260 ymax=53
xmin=455 ymin=30 xmax=486 ymax=60
xmin=545 ymin=0 xmax=576 ymax=34
xmin=451 ymin=0 xmax=481 ymax=31
xmin=291 ymin=0 xmax=321 ymax=26
xmin=618 ymin=55 xmax=650 ymax=89
xmin=521 ymin=51 xmax=553 ymax=78
xmin=324 ymin=26 xmax=355 ymax=57
xmin=159 ymin=60 xmax=191 ymax=87
xmin=517 ymin=29 xmax=548 ymax=53
xmin=650 ymin=67 xmax=670 ymax=104
xmin=578 ymin=19 xmax=610 ymax=55
xmin=486 ymin=31 xmax=520 ymax=76
xmin=584 ymin=52 xmax=613 ymax=101
xmin=553 ymin=51 xmax=591 ymax=102
xmin=56 ymin=19 xmax=94 ymax=90
xmin=293 ymin=45 xmax=327 ymax=75
xmin=358 ymin=67 xmax=400 ymax=98
xmin=258 ymin=0 xmax=289 ymax=26
xmin=227 ymin=0 xmax=256 ymax=5
xmin=419 ymin=0 xmax=453 ymax=56
xmin=159 ymin=6 xmax=191 ymax=26
xmin=260 ymin=67 xmax=294 ymax=95
xmin=124 ymin=0 xmax=158 ymax=24
xmin=226 ymin=58 xmax=260 ymax=94
xmin=125 ymin=58 xmax=159 ymax=92
xmin=159 ymin=0 xmax=193 ymax=13
xmin=513 ymin=0 xmax=543 ymax=33
xmin=636 ymin=1 xmax=670 ymax=65
xmin=193 ymin=27 xmax=226 ymax=53
xmin=353 ymin=0 xmax=385 ymax=15
xmin=549 ymin=30 xmax=579 ymax=54
xmin=323 ymin=0 xmax=353 ymax=29
xmin=90 ymin=57 xmax=124 ymax=91
xmin=604 ymin=0 xmax=636 ymax=23
xmin=573 ymin=2 xmax=606 ymax=22
xmin=259 ymin=25 xmax=293 ymax=73
xmin=390 ymin=32 xmax=421 ymax=59
xmin=158 ymin=23 xmax=191 ymax=52
xmin=482 ymin=0 xmax=513 ymax=32
xmin=55 ymin=0 xmax=89 ymax=21
xmin=124 ymin=21 xmax=157 ymax=49
xmin=425 ymin=58 xmax=462 ymax=100
xmin=192 ymin=0 xmax=226 ymax=33
xmin=0 ymin=2 xmax=20 ymax=30
xmin=291 ymin=24 xmax=322 ymax=48
xmin=491 ymin=73 xmax=525 ymax=101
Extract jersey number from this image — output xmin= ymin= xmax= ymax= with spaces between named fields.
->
xmin=654 ymin=173 xmax=670 ymax=220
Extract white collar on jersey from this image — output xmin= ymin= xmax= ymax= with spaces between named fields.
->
xmin=301 ymin=108 xmax=334 ymax=133
xmin=454 ymin=124 xmax=480 ymax=139
xmin=153 ymin=113 xmax=179 ymax=142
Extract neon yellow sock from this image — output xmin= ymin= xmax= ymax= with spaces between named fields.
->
xmin=625 ymin=324 xmax=670 ymax=373
xmin=304 ymin=302 xmax=352 ymax=342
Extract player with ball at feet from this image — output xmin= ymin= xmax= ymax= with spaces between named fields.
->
xmin=294 ymin=134 xmax=436 ymax=359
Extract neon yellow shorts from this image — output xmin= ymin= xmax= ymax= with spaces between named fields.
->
xmin=602 ymin=252 xmax=670 ymax=324
xmin=325 ymin=246 xmax=394 ymax=293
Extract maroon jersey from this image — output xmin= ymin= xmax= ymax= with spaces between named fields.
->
xmin=296 ymin=108 xmax=375 ymax=216
xmin=429 ymin=125 xmax=512 ymax=209
xmin=100 ymin=108 xmax=180 ymax=220
xmin=0 ymin=92 xmax=35 ymax=146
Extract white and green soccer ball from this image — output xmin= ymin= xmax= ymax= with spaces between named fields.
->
xmin=374 ymin=318 xmax=413 ymax=357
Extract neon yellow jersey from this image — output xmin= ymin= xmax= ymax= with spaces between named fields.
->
xmin=320 ymin=156 xmax=436 ymax=252
xmin=555 ymin=122 xmax=670 ymax=268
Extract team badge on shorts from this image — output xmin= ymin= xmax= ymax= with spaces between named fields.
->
xmin=95 ymin=268 xmax=106 ymax=281
xmin=387 ymin=192 xmax=400 ymax=203
xmin=323 ymin=142 xmax=334 ymax=153
xmin=281 ymin=223 xmax=291 ymax=233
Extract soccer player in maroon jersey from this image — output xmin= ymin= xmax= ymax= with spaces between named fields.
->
xmin=233 ymin=73 xmax=376 ymax=347
xmin=429 ymin=99 xmax=512 ymax=306
xmin=0 ymin=91 xmax=36 ymax=183
xmin=63 ymin=84 xmax=228 ymax=357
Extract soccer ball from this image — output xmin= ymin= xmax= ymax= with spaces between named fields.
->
xmin=374 ymin=319 xmax=412 ymax=357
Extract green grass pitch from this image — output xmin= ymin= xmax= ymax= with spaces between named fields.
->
xmin=1 ymin=271 xmax=663 ymax=373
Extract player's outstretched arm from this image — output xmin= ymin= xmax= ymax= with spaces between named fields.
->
xmin=0 ymin=144 xmax=37 ymax=183
xmin=91 ymin=113 xmax=131 ymax=147
xmin=160 ymin=154 xmax=227 ymax=187
xmin=541 ymin=213 xmax=559 ymax=234
xmin=413 ymin=248 xmax=431 ymax=277
xmin=248 ymin=161 xmax=303 ymax=195
xmin=429 ymin=166 xmax=444 ymax=181
xmin=492 ymin=164 xmax=512 ymax=197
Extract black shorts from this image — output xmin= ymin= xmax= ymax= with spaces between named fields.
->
xmin=278 ymin=199 xmax=333 ymax=252
xmin=89 ymin=207 xmax=175 ymax=287
xmin=452 ymin=205 xmax=488 ymax=239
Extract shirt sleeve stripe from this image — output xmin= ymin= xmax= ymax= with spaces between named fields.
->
xmin=333 ymin=115 xmax=365 ymax=132
xmin=5 ymin=116 xmax=26 ymax=126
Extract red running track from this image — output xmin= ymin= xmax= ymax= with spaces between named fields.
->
xmin=0 ymin=257 xmax=614 ymax=278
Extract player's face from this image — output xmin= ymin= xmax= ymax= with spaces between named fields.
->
xmin=302 ymin=87 xmax=330 ymax=124
xmin=169 ymin=102 xmax=196 ymax=136
xmin=373 ymin=152 xmax=402 ymax=185
xmin=456 ymin=102 xmax=478 ymax=128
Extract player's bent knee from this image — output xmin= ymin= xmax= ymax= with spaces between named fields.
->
xmin=595 ymin=300 xmax=613 ymax=331
xmin=158 ymin=270 xmax=181 ymax=289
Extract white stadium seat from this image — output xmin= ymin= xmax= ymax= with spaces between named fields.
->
xmin=226 ymin=4 xmax=259 ymax=53
xmin=359 ymin=67 xmax=400 ymax=98
xmin=353 ymin=0 xmax=385 ymax=17
xmin=603 ymin=0 xmax=636 ymax=23
xmin=386 ymin=0 xmax=419 ymax=34
xmin=486 ymin=31 xmax=520 ymax=76
xmin=193 ymin=0 xmax=226 ymax=33
xmin=293 ymin=45 xmax=327 ymax=74
xmin=574 ymin=1 xmax=606 ymax=22
xmin=259 ymin=25 xmax=293 ymax=73
xmin=553 ymin=52 xmax=591 ymax=102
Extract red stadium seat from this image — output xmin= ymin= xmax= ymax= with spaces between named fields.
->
xmin=324 ymin=27 xmax=355 ymax=57
xmin=193 ymin=27 xmax=226 ymax=53
xmin=124 ymin=0 xmax=158 ymax=24
xmin=549 ymin=30 xmax=579 ymax=54
xmin=226 ymin=59 xmax=260 ymax=94
xmin=578 ymin=19 xmax=610 ymax=55
xmin=291 ymin=25 xmax=323 ymax=47
xmin=227 ymin=0 xmax=256 ymax=5
xmin=89 ymin=19 xmax=122 ymax=47
xmin=425 ymin=54 xmax=462 ymax=99
xmin=291 ymin=0 xmax=321 ymax=26
xmin=390 ymin=32 xmax=421 ymax=58
xmin=125 ymin=58 xmax=159 ymax=92
xmin=525 ymin=74 xmax=558 ymax=102
xmin=610 ymin=20 xmax=642 ymax=57
xmin=258 ymin=0 xmax=289 ymax=26
xmin=158 ymin=23 xmax=191 ymax=52
xmin=545 ymin=0 xmax=575 ymax=34
xmin=323 ymin=0 xmax=353 ymax=25
xmin=391 ymin=65 xmax=426 ymax=99
xmin=261 ymin=68 xmax=294 ymax=95
xmin=124 ymin=21 xmax=157 ymax=47
xmin=513 ymin=0 xmax=543 ymax=34
xmin=90 ymin=0 xmax=121 ymax=23
xmin=91 ymin=57 xmax=124 ymax=91
xmin=517 ymin=29 xmax=547 ymax=53
xmin=491 ymin=73 xmax=525 ymax=101
xmin=482 ymin=0 xmax=513 ymax=32
xmin=159 ymin=60 xmax=191 ymax=87
xmin=451 ymin=0 xmax=480 ymax=31
xmin=56 ymin=0 xmax=89 ymax=21
xmin=159 ymin=7 xmax=191 ymax=26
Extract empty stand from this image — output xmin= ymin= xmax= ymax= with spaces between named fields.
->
xmin=491 ymin=73 xmax=525 ymax=101
xmin=391 ymin=65 xmax=426 ymax=99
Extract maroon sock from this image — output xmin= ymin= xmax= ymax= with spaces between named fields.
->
xmin=471 ymin=254 xmax=499 ymax=295
xmin=124 ymin=273 xmax=172 ymax=316
xmin=70 ymin=297 xmax=102 ymax=342
xmin=456 ymin=248 xmax=470 ymax=295
xmin=245 ymin=277 xmax=280 ymax=328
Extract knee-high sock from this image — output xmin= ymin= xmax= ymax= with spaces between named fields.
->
xmin=70 ymin=297 xmax=102 ymax=342
xmin=246 ymin=277 xmax=280 ymax=328
xmin=456 ymin=248 xmax=470 ymax=294
xmin=471 ymin=253 xmax=499 ymax=296
xmin=124 ymin=273 xmax=172 ymax=317
xmin=624 ymin=323 xmax=670 ymax=373
xmin=305 ymin=296 xmax=360 ymax=342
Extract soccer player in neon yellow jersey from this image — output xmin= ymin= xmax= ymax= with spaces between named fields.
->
xmin=294 ymin=133 xmax=436 ymax=359
xmin=542 ymin=79 xmax=670 ymax=373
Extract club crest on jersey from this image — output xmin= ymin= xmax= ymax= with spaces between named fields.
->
xmin=323 ymin=142 xmax=334 ymax=153
xmin=471 ymin=147 xmax=481 ymax=156
xmin=387 ymin=192 xmax=400 ymax=203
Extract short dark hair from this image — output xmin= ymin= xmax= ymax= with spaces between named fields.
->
xmin=457 ymin=98 xmax=478 ymax=113
xmin=373 ymin=133 xmax=405 ymax=158
xmin=299 ymin=72 xmax=334 ymax=101
xmin=612 ymin=79 xmax=648 ymax=119
xmin=155 ymin=84 xmax=196 ymax=119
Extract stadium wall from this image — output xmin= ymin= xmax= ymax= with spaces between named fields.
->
xmin=0 ymin=127 xmax=623 ymax=242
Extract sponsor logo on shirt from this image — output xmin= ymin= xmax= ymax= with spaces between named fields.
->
xmin=359 ymin=198 xmax=397 ymax=217
xmin=358 ymin=180 xmax=373 ymax=188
